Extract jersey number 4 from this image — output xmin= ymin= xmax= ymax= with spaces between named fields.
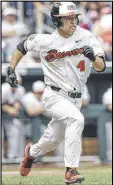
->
xmin=77 ymin=61 xmax=85 ymax=72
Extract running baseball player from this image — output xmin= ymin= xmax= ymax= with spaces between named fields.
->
xmin=5 ymin=2 xmax=106 ymax=184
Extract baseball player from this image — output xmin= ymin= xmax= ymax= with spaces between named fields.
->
xmin=102 ymin=84 xmax=112 ymax=113
xmin=2 ymin=74 xmax=26 ymax=159
xmin=5 ymin=2 xmax=106 ymax=184
xmin=102 ymin=84 xmax=112 ymax=163
xmin=22 ymin=80 xmax=45 ymax=116
xmin=21 ymin=80 xmax=45 ymax=141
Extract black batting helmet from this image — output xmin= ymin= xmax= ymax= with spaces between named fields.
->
xmin=51 ymin=2 xmax=81 ymax=28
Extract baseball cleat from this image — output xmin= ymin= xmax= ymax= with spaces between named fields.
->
xmin=64 ymin=168 xmax=84 ymax=184
xmin=20 ymin=143 xmax=35 ymax=176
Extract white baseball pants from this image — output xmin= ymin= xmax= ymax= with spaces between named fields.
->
xmin=30 ymin=86 xmax=84 ymax=167
xmin=2 ymin=118 xmax=25 ymax=159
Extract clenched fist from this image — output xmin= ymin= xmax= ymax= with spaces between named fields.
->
xmin=82 ymin=46 xmax=96 ymax=62
xmin=5 ymin=67 xmax=18 ymax=87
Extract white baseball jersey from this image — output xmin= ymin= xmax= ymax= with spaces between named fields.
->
xmin=22 ymin=92 xmax=43 ymax=109
xmin=24 ymin=26 xmax=104 ymax=93
xmin=2 ymin=20 xmax=29 ymax=59
xmin=2 ymin=83 xmax=26 ymax=105
xmin=102 ymin=87 xmax=112 ymax=106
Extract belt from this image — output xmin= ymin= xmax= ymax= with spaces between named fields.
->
xmin=50 ymin=86 xmax=82 ymax=99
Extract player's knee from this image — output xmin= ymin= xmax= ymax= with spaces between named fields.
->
xmin=69 ymin=113 xmax=84 ymax=130
xmin=70 ymin=113 xmax=84 ymax=124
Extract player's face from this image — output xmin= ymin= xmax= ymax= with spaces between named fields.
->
xmin=60 ymin=15 xmax=78 ymax=36
xmin=5 ymin=15 xmax=16 ymax=23
xmin=35 ymin=91 xmax=43 ymax=100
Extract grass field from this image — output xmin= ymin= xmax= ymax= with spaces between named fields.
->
xmin=2 ymin=165 xmax=112 ymax=185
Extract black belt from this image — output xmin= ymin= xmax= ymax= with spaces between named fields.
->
xmin=50 ymin=86 xmax=82 ymax=99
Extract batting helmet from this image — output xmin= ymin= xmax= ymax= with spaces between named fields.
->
xmin=51 ymin=2 xmax=81 ymax=28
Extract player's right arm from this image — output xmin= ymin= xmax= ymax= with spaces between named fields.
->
xmin=5 ymin=33 xmax=51 ymax=87
xmin=5 ymin=34 xmax=37 ymax=87
xmin=10 ymin=34 xmax=37 ymax=69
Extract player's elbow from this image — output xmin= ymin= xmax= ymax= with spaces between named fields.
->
xmin=16 ymin=39 xmax=27 ymax=55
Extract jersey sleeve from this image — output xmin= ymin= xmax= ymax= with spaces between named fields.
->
xmin=88 ymin=33 xmax=105 ymax=58
xmin=24 ymin=34 xmax=52 ymax=52
xmin=24 ymin=34 xmax=38 ymax=51
xmin=21 ymin=95 xmax=32 ymax=109
xmin=22 ymin=93 xmax=41 ymax=109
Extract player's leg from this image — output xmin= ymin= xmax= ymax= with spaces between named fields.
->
xmin=29 ymin=101 xmax=84 ymax=162
xmin=42 ymin=92 xmax=85 ymax=184
xmin=64 ymin=107 xmax=84 ymax=184
xmin=35 ymin=96 xmax=85 ymax=183
xmin=20 ymin=93 xmax=84 ymax=181
xmin=29 ymin=118 xmax=66 ymax=157
xmin=20 ymin=118 xmax=66 ymax=176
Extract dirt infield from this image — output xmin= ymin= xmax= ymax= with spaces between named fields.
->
xmin=2 ymin=164 xmax=112 ymax=177
xmin=2 ymin=170 xmax=64 ymax=176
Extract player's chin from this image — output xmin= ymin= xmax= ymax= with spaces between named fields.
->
xmin=69 ymin=27 xmax=76 ymax=34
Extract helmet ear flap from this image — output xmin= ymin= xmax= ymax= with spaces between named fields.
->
xmin=51 ymin=2 xmax=63 ymax=28
xmin=52 ymin=17 xmax=62 ymax=28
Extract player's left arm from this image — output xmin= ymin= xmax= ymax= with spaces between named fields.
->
xmin=82 ymin=34 xmax=106 ymax=72
xmin=92 ymin=55 xmax=106 ymax=72
xmin=82 ymin=45 xmax=106 ymax=72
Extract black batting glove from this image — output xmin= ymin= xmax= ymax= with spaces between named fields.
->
xmin=5 ymin=67 xmax=18 ymax=87
xmin=82 ymin=46 xmax=96 ymax=62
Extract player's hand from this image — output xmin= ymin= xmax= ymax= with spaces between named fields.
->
xmin=5 ymin=67 xmax=18 ymax=87
xmin=82 ymin=46 xmax=96 ymax=62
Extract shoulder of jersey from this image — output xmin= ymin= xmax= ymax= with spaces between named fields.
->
xmin=23 ymin=92 xmax=33 ymax=99
xmin=77 ymin=26 xmax=93 ymax=38
xmin=35 ymin=34 xmax=53 ymax=47
xmin=2 ymin=82 xmax=11 ymax=90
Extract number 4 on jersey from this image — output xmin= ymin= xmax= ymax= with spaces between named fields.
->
xmin=77 ymin=61 xmax=85 ymax=72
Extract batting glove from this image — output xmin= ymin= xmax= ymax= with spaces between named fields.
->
xmin=5 ymin=67 xmax=18 ymax=87
xmin=82 ymin=46 xmax=96 ymax=62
